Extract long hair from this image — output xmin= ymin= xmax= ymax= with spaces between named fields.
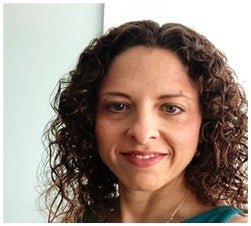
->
xmin=40 ymin=20 xmax=247 ymax=222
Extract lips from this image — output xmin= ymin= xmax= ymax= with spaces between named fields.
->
xmin=131 ymin=153 xmax=160 ymax=160
xmin=121 ymin=151 xmax=167 ymax=167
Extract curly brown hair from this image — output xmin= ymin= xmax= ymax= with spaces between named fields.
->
xmin=40 ymin=20 xmax=248 ymax=222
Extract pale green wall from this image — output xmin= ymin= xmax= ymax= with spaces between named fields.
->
xmin=4 ymin=4 xmax=104 ymax=222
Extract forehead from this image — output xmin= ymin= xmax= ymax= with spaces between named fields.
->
xmin=109 ymin=46 xmax=186 ymax=73
xmin=101 ymin=46 xmax=197 ymax=96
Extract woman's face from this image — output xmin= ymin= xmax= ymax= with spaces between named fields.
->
xmin=95 ymin=46 xmax=202 ymax=191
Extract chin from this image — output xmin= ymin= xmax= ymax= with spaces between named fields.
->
xmin=120 ymin=177 xmax=166 ymax=192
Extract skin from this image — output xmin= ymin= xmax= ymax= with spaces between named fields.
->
xmin=95 ymin=46 xmax=247 ymax=223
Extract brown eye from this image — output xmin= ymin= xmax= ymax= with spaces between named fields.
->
xmin=106 ymin=103 xmax=129 ymax=112
xmin=161 ymin=104 xmax=183 ymax=114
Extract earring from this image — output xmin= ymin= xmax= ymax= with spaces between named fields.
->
xmin=194 ymin=149 xmax=201 ymax=158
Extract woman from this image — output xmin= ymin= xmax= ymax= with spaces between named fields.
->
xmin=41 ymin=20 xmax=248 ymax=222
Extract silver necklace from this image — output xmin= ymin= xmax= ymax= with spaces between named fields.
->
xmin=166 ymin=189 xmax=189 ymax=223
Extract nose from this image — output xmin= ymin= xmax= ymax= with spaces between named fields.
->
xmin=126 ymin=110 xmax=160 ymax=145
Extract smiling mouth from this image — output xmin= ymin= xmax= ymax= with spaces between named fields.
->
xmin=129 ymin=153 xmax=161 ymax=160
xmin=121 ymin=151 xmax=167 ymax=167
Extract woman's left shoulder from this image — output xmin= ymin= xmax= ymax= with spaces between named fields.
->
xmin=229 ymin=215 xmax=248 ymax=223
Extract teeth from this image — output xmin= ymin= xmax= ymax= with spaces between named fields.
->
xmin=133 ymin=154 xmax=159 ymax=160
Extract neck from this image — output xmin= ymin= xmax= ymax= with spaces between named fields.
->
xmin=116 ymin=179 xmax=188 ymax=223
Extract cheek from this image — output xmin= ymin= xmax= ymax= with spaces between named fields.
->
xmin=185 ymin=121 xmax=201 ymax=139
xmin=169 ymin=118 xmax=201 ymax=148
xmin=95 ymin=120 xmax=107 ymax=148
xmin=95 ymin=119 xmax=121 ymax=170
xmin=95 ymin=118 xmax=118 ymax=153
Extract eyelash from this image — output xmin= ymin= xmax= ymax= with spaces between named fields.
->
xmin=160 ymin=104 xmax=184 ymax=114
xmin=105 ymin=102 xmax=130 ymax=112
xmin=104 ymin=102 xmax=184 ymax=114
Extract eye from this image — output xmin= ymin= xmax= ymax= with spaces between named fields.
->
xmin=161 ymin=104 xmax=183 ymax=114
xmin=105 ymin=102 xmax=129 ymax=112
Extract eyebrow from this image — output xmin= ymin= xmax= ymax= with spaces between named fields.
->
xmin=100 ymin=91 xmax=190 ymax=100
xmin=100 ymin=91 xmax=132 ymax=99
xmin=158 ymin=93 xmax=189 ymax=100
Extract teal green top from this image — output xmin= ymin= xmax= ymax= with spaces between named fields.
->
xmin=182 ymin=206 xmax=243 ymax=223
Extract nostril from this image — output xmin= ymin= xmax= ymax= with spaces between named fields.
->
xmin=126 ymin=126 xmax=159 ymax=145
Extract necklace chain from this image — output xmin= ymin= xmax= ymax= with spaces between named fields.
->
xmin=166 ymin=188 xmax=189 ymax=223
xmin=105 ymin=188 xmax=189 ymax=223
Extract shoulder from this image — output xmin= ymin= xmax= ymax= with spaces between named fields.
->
xmin=229 ymin=215 xmax=248 ymax=223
